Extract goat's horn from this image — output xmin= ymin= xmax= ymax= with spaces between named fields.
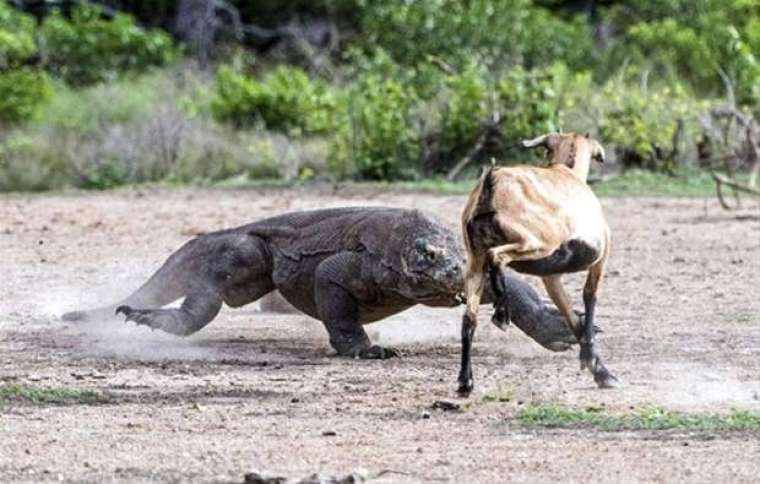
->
xmin=521 ymin=133 xmax=555 ymax=149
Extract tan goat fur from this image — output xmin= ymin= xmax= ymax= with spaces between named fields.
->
xmin=458 ymin=132 xmax=616 ymax=393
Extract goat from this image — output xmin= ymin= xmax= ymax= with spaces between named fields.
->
xmin=457 ymin=132 xmax=618 ymax=395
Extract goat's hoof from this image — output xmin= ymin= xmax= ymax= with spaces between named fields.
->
xmin=593 ymin=368 xmax=619 ymax=389
xmin=457 ymin=380 xmax=473 ymax=397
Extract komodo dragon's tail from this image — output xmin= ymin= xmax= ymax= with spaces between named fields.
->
xmin=61 ymin=238 xmax=199 ymax=322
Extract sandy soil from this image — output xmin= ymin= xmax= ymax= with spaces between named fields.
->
xmin=1 ymin=187 xmax=760 ymax=483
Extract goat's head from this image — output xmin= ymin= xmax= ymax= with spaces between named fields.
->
xmin=521 ymin=132 xmax=605 ymax=181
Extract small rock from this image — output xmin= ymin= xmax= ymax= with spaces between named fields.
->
xmin=322 ymin=430 xmax=337 ymax=437
xmin=431 ymin=400 xmax=461 ymax=412
xmin=290 ymin=397 xmax=300 ymax=404
xmin=421 ymin=412 xmax=431 ymax=419
xmin=299 ymin=473 xmax=364 ymax=484
xmin=243 ymin=471 xmax=287 ymax=484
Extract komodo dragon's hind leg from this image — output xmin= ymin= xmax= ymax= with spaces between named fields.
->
xmin=315 ymin=252 xmax=400 ymax=359
xmin=116 ymin=284 xmax=223 ymax=336
xmin=115 ymin=233 xmax=273 ymax=336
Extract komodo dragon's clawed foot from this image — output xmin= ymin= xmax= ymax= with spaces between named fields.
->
xmin=491 ymin=301 xmax=511 ymax=330
xmin=349 ymin=345 xmax=401 ymax=360
xmin=116 ymin=305 xmax=159 ymax=330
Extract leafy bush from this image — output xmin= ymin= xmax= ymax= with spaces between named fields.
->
xmin=0 ymin=0 xmax=36 ymax=68
xmin=600 ymin=0 xmax=760 ymax=106
xmin=40 ymin=4 xmax=175 ymax=86
xmin=329 ymin=74 xmax=420 ymax=180
xmin=211 ymin=64 xmax=339 ymax=134
xmin=496 ymin=66 xmax=561 ymax=154
xmin=559 ymin=75 xmax=707 ymax=171
xmin=0 ymin=68 xmax=51 ymax=124
xmin=358 ymin=0 xmax=592 ymax=73
xmin=437 ymin=67 xmax=490 ymax=164
xmin=0 ymin=2 xmax=50 ymax=124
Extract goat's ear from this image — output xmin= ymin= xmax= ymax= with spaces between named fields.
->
xmin=592 ymin=141 xmax=606 ymax=163
xmin=521 ymin=133 xmax=556 ymax=150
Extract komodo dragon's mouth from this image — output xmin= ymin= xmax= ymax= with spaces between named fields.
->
xmin=414 ymin=292 xmax=460 ymax=306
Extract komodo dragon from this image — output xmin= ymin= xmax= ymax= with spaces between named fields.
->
xmin=62 ymin=207 xmax=584 ymax=357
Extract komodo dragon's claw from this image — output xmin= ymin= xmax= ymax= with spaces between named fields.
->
xmin=115 ymin=305 xmax=152 ymax=329
xmin=115 ymin=305 xmax=132 ymax=317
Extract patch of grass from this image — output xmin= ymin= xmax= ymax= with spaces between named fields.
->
xmin=732 ymin=313 xmax=756 ymax=324
xmin=0 ymin=384 xmax=107 ymax=406
xmin=591 ymin=168 xmax=719 ymax=197
xmin=213 ymin=168 xmax=723 ymax=197
xmin=365 ymin=178 xmax=474 ymax=194
xmin=482 ymin=385 xmax=516 ymax=403
xmin=517 ymin=404 xmax=760 ymax=431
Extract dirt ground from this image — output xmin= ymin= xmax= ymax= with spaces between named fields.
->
xmin=1 ymin=187 xmax=760 ymax=483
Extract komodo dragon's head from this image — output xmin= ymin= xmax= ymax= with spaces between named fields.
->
xmin=394 ymin=213 xmax=465 ymax=307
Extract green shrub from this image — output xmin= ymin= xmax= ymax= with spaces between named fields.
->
xmin=357 ymin=0 xmax=592 ymax=73
xmin=0 ymin=68 xmax=51 ymax=124
xmin=37 ymin=74 xmax=167 ymax=132
xmin=40 ymin=4 xmax=175 ymax=86
xmin=599 ymin=0 xmax=760 ymax=107
xmin=440 ymin=67 xmax=490 ymax=159
xmin=0 ymin=2 xmax=50 ymax=124
xmin=595 ymin=82 xmax=706 ymax=171
xmin=556 ymin=68 xmax=708 ymax=171
xmin=211 ymin=64 xmax=338 ymax=134
xmin=497 ymin=66 xmax=560 ymax=154
xmin=329 ymin=74 xmax=420 ymax=180
xmin=0 ymin=0 xmax=36 ymax=68
xmin=0 ymin=132 xmax=70 ymax=191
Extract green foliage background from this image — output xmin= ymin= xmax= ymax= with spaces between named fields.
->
xmin=0 ymin=0 xmax=758 ymax=189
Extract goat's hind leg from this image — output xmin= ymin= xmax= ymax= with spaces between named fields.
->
xmin=580 ymin=254 xmax=618 ymax=388
xmin=488 ymin=239 xmax=559 ymax=331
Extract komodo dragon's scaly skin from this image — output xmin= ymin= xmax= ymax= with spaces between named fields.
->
xmin=62 ymin=207 xmax=583 ymax=357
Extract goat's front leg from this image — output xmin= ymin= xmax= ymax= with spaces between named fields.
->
xmin=458 ymin=256 xmax=486 ymax=396
xmin=580 ymin=253 xmax=619 ymax=389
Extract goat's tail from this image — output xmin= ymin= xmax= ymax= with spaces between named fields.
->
xmin=461 ymin=164 xmax=498 ymax=252
xmin=61 ymin=238 xmax=200 ymax=322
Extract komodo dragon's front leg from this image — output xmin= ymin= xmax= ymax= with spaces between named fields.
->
xmin=314 ymin=252 xmax=400 ymax=359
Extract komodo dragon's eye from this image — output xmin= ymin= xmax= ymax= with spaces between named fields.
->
xmin=414 ymin=238 xmax=441 ymax=263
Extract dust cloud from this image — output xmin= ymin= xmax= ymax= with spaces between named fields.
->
xmin=653 ymin=363 xmax=760 ymax=410
xmin=41 ymin=268 xmax=216 ymax=362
